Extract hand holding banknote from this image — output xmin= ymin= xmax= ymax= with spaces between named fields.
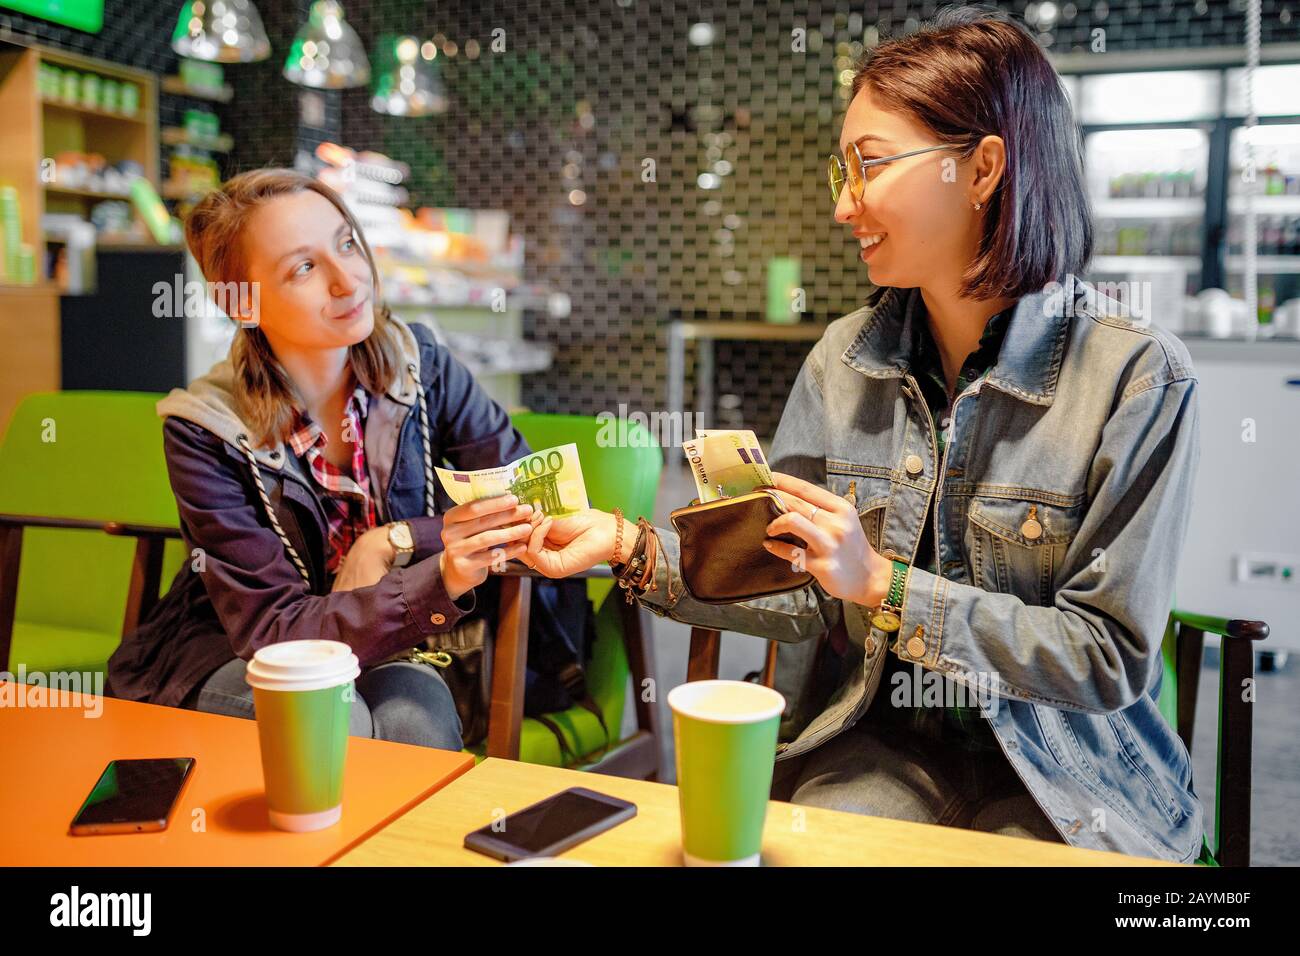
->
xmin=436 ymin=443 xmax=590 ymax=517
xmin=439 ymin=495 xmax=539 ymax=601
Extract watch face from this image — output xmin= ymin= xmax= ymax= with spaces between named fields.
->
xmin=390 ymin=523 xmax=413 ymax=549
xmin=870 ymin=610 xmax=901 ymax=633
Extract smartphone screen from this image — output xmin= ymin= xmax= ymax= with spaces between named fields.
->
xmin=465 ymin=787 xmax=635 ymax=860
xmin=69 ymin=758 xmax=195 ymax=834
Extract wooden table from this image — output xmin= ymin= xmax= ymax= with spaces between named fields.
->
xmin=0 ymin=682 xmax=474 ymax=866
xmin=333 ymin=757 xmax=1179 ymax=867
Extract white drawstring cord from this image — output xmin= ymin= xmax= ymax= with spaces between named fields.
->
xmin=237 ymin=433 xmax=312 ymax=585
xmin=407 ymin=362 xmax=436 ymax=517
xmin=238 ymin=361 xmax=437 ymax=588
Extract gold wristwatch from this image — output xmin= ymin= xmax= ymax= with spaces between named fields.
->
xmin=388 ymin=520 xmax=415 ymax=568
xmin=869 ymin=550 xmax=910 ymax=641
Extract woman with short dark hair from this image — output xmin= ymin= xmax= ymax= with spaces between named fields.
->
xmin=523 ymin=6 xmax=1205 ymax=863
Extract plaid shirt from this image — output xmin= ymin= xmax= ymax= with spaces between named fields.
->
xmin=287 ymin=384 xmax=378 ymax=576
xmin=895 ymin=304 xmax=1013 ymax=753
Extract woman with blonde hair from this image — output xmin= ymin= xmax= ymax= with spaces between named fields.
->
xmin=109 ymin=168 xmax=543 ymax=748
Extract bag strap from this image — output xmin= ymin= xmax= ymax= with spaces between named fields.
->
xmin=531 ymin=660 xmax=613 ymax=766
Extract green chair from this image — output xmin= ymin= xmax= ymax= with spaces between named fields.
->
xmin=1157 ymin=610 xmax=1269 ymax=867
xmin=478 ymin=412 xmax=664 ymax=778
xmin=0 ymin=391 xmax=185 ymax=679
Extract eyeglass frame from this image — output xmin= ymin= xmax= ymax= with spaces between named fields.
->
xmin=827 ymin=141 xmax=959 ymax=202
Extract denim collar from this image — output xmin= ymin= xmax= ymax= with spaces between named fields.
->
xmin=840 ymin=274 xmax=1083 ymax=407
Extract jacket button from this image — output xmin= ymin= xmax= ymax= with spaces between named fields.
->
xmin=864 ymin=637 xmax=877 ymax=656
xmin=904 ymin=454 xmax=924 ymax=476
xmin=906 ymin=636 xmax=926 ymax=658
xmin=430 ymin=612 xmax=446 ymax=625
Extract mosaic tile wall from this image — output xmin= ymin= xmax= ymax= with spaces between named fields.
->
xmin=335 ymin=0 xmax=1299 ymax=435
xmin=3 ymin=0 xmax=1297 ymax=435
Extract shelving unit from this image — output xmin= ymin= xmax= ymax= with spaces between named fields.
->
xmin=160 ymin=126 xmax=233 ymax=153
xmin=41 ymin=97 xmax=149 ymax=125
xmin=1063 ymin=62 xmax=1300 ymax=320
xmin=43 ymin=184 xmax=133 ymax=201
xmin=160 ymin=75 xmax=233 ymax=103
xmin=0 ymin=43 xmax=161 ymax=256
xmin=158 ymin=64 xmax=234 ymax=214
xmin=0 ymin=41 xmax=160 ymax=430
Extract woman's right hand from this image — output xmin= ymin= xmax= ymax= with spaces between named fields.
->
xmin=439 ymin=494 xmax=537 ymax=600
xmin=524 ymin=508 xmax=637 ymax=578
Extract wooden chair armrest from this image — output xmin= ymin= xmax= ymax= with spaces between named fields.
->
xmin=489 ymin=562 xmax=615 ymax=580
xmin=1171 ymin=609 xmax=1270 ymax=642
xmin=0 ymin=514 xmax=182 ymax=540
xmin=0 ymin=512 xmax=107 ymax=532
xmin=103 ymin=522 xmax=183 ymax=540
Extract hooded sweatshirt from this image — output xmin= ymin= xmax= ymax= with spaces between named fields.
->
xmin=107 ymin=318 xmax=530 ymax=708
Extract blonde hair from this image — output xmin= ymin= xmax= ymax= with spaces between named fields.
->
xmin=184 ymin=168 xmax=404 ymax=447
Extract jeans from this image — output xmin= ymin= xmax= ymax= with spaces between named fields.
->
xmin=187 ymin=657 xmax=464 ymax=752
xmin=771 ymin=702 xmax=1065 ymax=844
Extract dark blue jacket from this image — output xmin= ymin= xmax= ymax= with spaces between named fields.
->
xmin=108 ymin=319 xmax=530 ymax=708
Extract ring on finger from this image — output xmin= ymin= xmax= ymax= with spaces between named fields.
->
xmin=809 ymin=506 xmax=820 ymax=523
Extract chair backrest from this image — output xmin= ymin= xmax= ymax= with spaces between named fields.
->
xmin=1157 ymin=612 xmax=1180 ymax=733
xmin=509 ymin=412 xmax=661 ymax=521
xmin=0 ymin=391 xmax=183 ymax=639
xmin=1156 ymin=605 xmax=1268 ymax=866
xmin=508 ymin=413 xmax=664 ymax=764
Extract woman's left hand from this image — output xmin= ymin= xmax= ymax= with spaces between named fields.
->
xmin=762 ymin=472 xmax=894 ymax=607
xmin=331 ymin=525 xmax=397 ymax=593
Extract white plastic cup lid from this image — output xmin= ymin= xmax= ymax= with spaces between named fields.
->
xmin=245 ymin=640 xmax=361 ymax=693
xmin=667 ymin=679 xmax=785 ymax=724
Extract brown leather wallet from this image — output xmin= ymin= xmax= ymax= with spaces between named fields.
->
xmin=668 ymin=488 xmax=814 ymax=605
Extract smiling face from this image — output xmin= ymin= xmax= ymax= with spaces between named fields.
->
xmin=834 ymin=85 xmax=990 ymax=292
xmin=238 ymin=189 xmax=376 ymax=354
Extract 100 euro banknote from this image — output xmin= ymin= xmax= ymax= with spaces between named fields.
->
xmin=435 ymin=443 xmax=590 ymax=517
xmin=683 ymin=429 xmax=774 ymax=502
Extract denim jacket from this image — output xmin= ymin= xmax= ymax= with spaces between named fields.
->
xmin=639 ymin=274 xmax=1204 ymax=863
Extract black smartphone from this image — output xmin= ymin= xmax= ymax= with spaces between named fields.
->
xmin=69 ymin=758 xmax=196 ymax=835
xmin=463 ymin=787 xmax=637 ymax=862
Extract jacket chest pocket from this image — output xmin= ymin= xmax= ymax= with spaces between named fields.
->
xmin=966 ymin=496 xmax=1081 ymax=607
xmin=827 ymin=470 xmax=890 ymax=554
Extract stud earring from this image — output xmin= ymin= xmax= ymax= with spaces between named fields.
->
xmin=973 ymin=201 xmax=982 ymax=210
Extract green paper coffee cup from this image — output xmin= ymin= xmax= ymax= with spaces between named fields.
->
xmin=245 ymin=640 xmax=360 ymax=832
xmin=668 ymin=679 xmax=785 ymax=866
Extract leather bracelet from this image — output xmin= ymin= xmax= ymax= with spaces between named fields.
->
xmin=623 ymin=519 xmax=647 ymax=574
xmin=638 ymin=525 xmax=675 ymax=603
xmin=616 ymin=519 xmax=648 ymax=579
xmin=616 ymin=516 xmax=657 ymax=603
xmin=635 ymin=517 xmax=656 ymax=592
xmin=641 ymin=519 xmax=659 ymax=595
xmin=886 ymin=559 xmax=909 ymax=609
xmin=622 ymin=523 xmax=672 ymax=603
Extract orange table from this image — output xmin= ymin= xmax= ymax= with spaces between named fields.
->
xmin=0 ymin=681 xmax=474 ymax=866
